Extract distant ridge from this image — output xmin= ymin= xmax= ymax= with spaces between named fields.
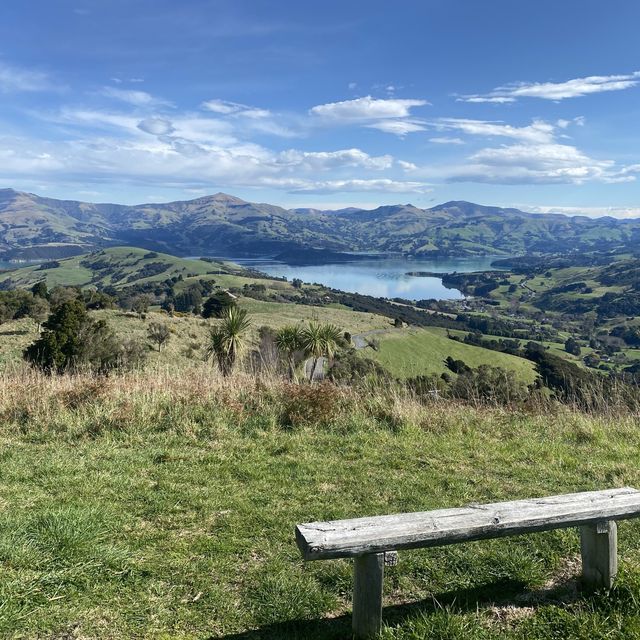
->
xmin=1 ymin=188 xmax=639 ymax=260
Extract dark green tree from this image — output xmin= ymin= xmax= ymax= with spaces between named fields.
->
xmin=202 ymin=291 xmax=236 ymax=318
xmin=24 ymin=300 xmax=121 ymax=373
xmin=565 ymin=336 xmax=582 ymax=356
xmin=31 ymin=281 xmax=49 ymax=299
xmin=174 ymin=286 xmax=203 ymax=314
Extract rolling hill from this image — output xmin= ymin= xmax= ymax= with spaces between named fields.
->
xmin=2 ymin=188 xmax=640 ymax=260
xmin=0 ymin=247 xmax=250 ymax=291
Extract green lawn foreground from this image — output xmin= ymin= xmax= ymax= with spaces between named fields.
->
xmin=1 ymin=369 xmax=640 ymax=639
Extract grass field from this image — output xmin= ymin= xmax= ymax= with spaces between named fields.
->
xmin=0 ymin=369 xmax=639 ymax=639
xmin=0 ymin=302 xmax=392 ymax=374
xmin=366 ymin=327 xmax=538 ymax=383
xmin=0 ymin=247 xmax=257 ymax=291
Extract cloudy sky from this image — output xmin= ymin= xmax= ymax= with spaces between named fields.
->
xmin=1 ymin=0 xmax=640 ymax=215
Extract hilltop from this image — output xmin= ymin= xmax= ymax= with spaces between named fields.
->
xmin=2 ymin=188 xmax=640 ymax=260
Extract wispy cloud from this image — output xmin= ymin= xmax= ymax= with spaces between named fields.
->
xmin=366 ymin=120 xmax=426 ymax=136
xmin=525 ymin=204 xmax=640 ymax=219
xmin=201 ymin=99 xmax=270 ymax=119
xmin=458 ymin=71 xmax=640 ymax=102
xmin=100 ymin=86 xmax=172 ymax=107
xmin=432 ymin=118 xmax=556 ymax=143
xmin=0 ymin=61 xmax=54 ymax=93
xmin=429 ymin=137 xmax=465 ymax=145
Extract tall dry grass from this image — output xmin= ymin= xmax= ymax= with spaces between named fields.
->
xmin=1 ymin=362 xmax=639 ymax=446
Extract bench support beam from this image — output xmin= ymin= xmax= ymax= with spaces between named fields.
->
xmin=353 ymin=553 xmax=384 ymax=639
xmin=580 ymin=520 xmax=617 ymax=589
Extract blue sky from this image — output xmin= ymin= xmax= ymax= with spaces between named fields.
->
xmin=1 ymin=0 xmax=640 ymax=216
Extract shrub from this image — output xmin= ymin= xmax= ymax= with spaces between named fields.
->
xmin=445 ymin=356 xmax=471 ymax=375
xmin=329 ymin=350 xmax=391 ymax=386
xmin=406 ymin=374 xmax=447 ymax=399
xmin=449 ymin=365 xmax=529 ymax=405
xmin=23 ymin=300 xmax=142 ymax=374
xmin=279 ymin=383 xmax=348 ymax=429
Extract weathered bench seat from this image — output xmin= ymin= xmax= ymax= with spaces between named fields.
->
xmin=296 ymin=487 xmax=640 ymax=638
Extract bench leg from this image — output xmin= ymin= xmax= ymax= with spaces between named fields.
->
xmin=353 ymin=553 xmax=384 ymax=638
xmin=580 ymin=520 xmax=617 ymax=589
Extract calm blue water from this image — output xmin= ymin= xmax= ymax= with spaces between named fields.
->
xmin=228 ymin=256 xmax=502 ymax=301
xmin=1 ymin=255 xmax=503 ymax=301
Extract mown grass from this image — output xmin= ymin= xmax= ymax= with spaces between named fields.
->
xmin=0 ymin=368 xmax=639 ymax=638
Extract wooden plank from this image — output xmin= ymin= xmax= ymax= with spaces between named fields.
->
xmin=352 ymin=553 xmax=384 ymax=639
xmin=296 ymin=487 xmax=640 ymax=560
xmin=581 ymin=520 xmax=618 ymax=589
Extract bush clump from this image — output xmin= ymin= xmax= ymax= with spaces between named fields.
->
xmin=23 ymin=300 xmax=145 ymax=374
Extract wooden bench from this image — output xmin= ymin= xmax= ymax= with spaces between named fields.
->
xmin=296 ymin=487 xmax=640 ymax=638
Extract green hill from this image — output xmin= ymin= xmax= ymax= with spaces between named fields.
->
xmin=0 ymin=247 xmax=250 ymax=290
xmin=0 ymin=248 xmax=565 ymax=383
xmin=366 ymin=327 xmax=538 ymax=383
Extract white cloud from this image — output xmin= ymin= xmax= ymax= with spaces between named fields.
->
xmin=200 ymin=99 xmax=297 ymax=137
xmin=262 ymin=177 xmax=432 ymax=194
xmin=58 ymin=108 xmax=141 ymax=132
xmin=438 ymin=142 xmax=637 ymax=185
xmin=101 ymin=87 xmax=170 ymax=107
xmin=405 ymin=117 xmax=640 ymax=186
xmin=201 ymin=99 xmax=270 ymax=119
xmin=1 ymin=101 xmax=426 ymax=197
xmin=429 ymin=137 xmax=465 ymax=145
xmin=462 ymin=96 xmax=515 ymax=104
xmin=310 ymin=95 xmax=427 ymax=121
xmin=434 ymin=118 xmax=555 ymax=143
xmin=11 ymin=89 xmax=636 ymax=199
xmin=366 ymin=120 xmax=426 ymax=136
xmin=0 ymin=61 xmax=53 ymax=93
xmin=459 ymin=71 xmax=640 ymax=102
xmin=277 ymin=148 xmax=393 ymax=171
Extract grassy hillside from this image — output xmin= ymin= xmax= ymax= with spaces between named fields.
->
xmin=366 ymin=327 xmax=538 ymax=383
xmin=0 ymin=247 xmax=250 ymax=290
xmin=0 ymin=246 xmax=543 ymax=383
xmin=0 ymin=304 xmax=392 ymax=373
xmin=0 ymin=369 xmax=639 ymax=638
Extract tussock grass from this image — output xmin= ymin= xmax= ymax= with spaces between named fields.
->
xmin=1 ymin=368 xmax=640 ymax=638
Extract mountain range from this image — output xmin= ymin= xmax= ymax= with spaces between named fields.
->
xmin=1 ymin=187 xmax=639 ymax=261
